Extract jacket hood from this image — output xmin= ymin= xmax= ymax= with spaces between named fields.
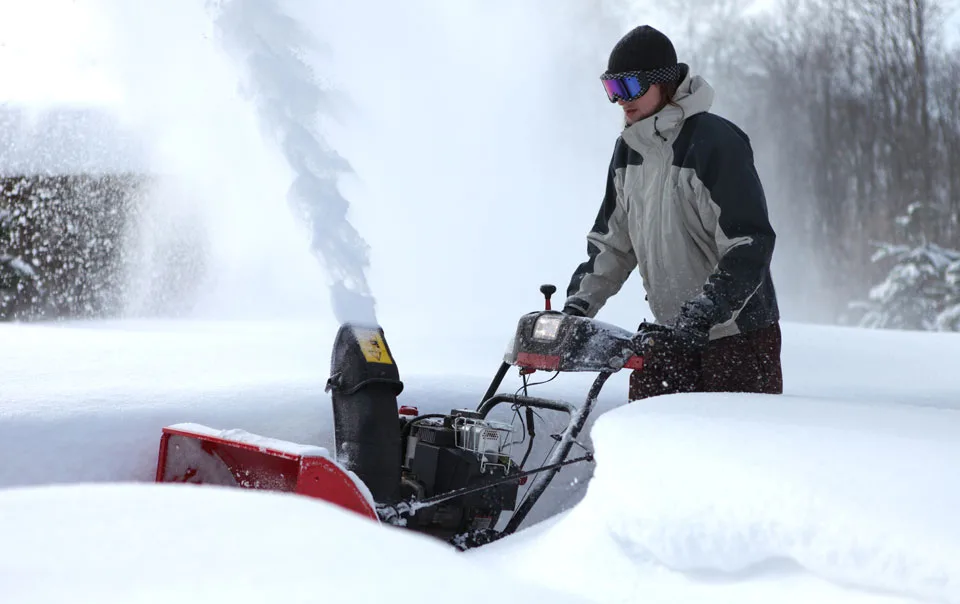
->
xmin=621 ymin=66 xmax=715 ymax=150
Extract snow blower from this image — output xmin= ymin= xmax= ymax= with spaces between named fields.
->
xmin=155 ymin=284 xmax=645 ymax=549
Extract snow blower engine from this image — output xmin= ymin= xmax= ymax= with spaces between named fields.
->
xmin=155 ymin=284 xmax=646 ymax=550
xmin=323 ymin=284 xmax=645 ymax=548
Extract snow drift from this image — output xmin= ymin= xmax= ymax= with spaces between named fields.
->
xmin=478 ymin=394 xmax=960 ymax=604
xmin=0 ymin=483 xmax=588 ymax=604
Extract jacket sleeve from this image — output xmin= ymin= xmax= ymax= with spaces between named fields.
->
xmin=677 ymin=123 xmax=775 ymax=332
xmin=564 ymin=145 xmax=636 ymax=318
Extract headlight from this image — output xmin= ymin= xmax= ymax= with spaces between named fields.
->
xmin=532 ymin=314 xmax=563 ymax=341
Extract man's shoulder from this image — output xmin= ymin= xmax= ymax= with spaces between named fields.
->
xmin=673 ymin=111 xmax=753 ymax=169
xmin=673 ymin=111 xmax=753 ymax=167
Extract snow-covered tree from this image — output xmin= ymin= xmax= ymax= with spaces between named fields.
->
xmin=846 ymin=203 xmax=960 ymax=331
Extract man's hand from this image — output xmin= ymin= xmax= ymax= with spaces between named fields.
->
xmin=672 ymin=294 xmax=716 ymax=351
xmin=630 ymin=319 xmax=705 ymax=398
xmin=634 ymin=321 xmax=704 ymax=357
xmin=670 ymin=321 xmax=710 ymax=352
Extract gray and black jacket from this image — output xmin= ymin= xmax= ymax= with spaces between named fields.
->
xmin=564 ymin=67 xmax=779 ymax=340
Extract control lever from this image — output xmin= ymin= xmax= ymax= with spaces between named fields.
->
xmin=539 ymin=284 xmax=557 ymax=311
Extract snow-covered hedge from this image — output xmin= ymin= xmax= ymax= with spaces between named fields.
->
xmin=0 ymin=174 xmax=145 ymax=320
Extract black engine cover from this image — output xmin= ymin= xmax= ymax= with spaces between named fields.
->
xmin=404 ymin=422 xmax=519 ymax=535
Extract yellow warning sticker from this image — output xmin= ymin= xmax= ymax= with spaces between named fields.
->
xmin=354 ymin=328 xmax=393 ymax=364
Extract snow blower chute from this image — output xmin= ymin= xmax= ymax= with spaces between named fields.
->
xmin=156 ymin=284 xmax=645 ymax=549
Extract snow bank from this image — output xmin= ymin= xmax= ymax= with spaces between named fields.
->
xmin=480 ymin=394 xmax=960 ymax=603
xmin=781 ymin=322 xmax=960 ymax=410
xmin=0 ymin=320 xmax=338 ymax=487
xmin=0 ymin=482 xmax=588 ymax=603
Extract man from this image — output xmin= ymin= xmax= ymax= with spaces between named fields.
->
xmin=562 ymin=25 xmax=783 ymax=400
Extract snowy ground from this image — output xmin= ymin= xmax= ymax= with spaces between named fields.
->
xmin=477 ymin=394 xmax=960 ymax=603
xmin=0 ymin=483 xmax=587 ymax=604
xmin=2 ymin=317 xmax=960 ymax=603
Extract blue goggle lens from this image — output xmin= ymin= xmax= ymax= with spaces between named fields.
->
xmin=601 ymin=74 xmax=647 ymax=102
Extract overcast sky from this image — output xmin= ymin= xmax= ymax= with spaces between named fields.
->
xmin=0 ymin=0 xmax=122 ymax=105
xmin=2 ymin=0 xmax=955 ymax=106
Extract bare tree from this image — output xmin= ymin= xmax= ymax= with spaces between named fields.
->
xmin=707 ymin=0 xmax=960 ymax=321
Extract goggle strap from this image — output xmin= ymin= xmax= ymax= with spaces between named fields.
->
xmin=640 ymin=65 xmax=683 ymax=86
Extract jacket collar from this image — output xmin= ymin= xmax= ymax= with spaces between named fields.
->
xmin=621 ymin=67 xmax=715 ymax=151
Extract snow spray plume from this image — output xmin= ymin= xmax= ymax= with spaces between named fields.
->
xmin=211 ymin=0 xmax=377 ymax=326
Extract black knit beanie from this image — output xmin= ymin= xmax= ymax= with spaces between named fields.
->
xmin=606 ymin=25 xmax=678 ymax=74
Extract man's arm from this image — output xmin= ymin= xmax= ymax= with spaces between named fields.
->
xmin=675 ymin=121 xmax=776 ymax=339
xmin=564 ymin=143 xmax=636 ymax=318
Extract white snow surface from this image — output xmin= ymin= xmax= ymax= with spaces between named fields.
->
xmin=0 ymin=482 xmax=586 ymax=604
xmin=166 ymin=423 xmax=332 ymax=458
xmin=2 ymin=318 xmax=960 ymax=603
xmin=477 ymin=395 xmax=960 ymax=604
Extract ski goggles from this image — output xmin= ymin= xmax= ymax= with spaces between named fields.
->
xmin=600 ymin=65 xmax=683 ymax=103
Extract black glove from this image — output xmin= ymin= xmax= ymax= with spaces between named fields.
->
xmin=630 ymin=319 xmax=706 ymax=397
xmin=634 ymin=321 xmax=704 ymax=358
xmin=672 ymin=294 xmax=717 ymax=352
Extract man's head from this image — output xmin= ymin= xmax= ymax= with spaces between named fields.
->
xmin=601 ymin=25 xmax=683 ymax=125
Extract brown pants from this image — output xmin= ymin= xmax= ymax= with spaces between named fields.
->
xmin=629 ymin=322 xmax=783 ymax=401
